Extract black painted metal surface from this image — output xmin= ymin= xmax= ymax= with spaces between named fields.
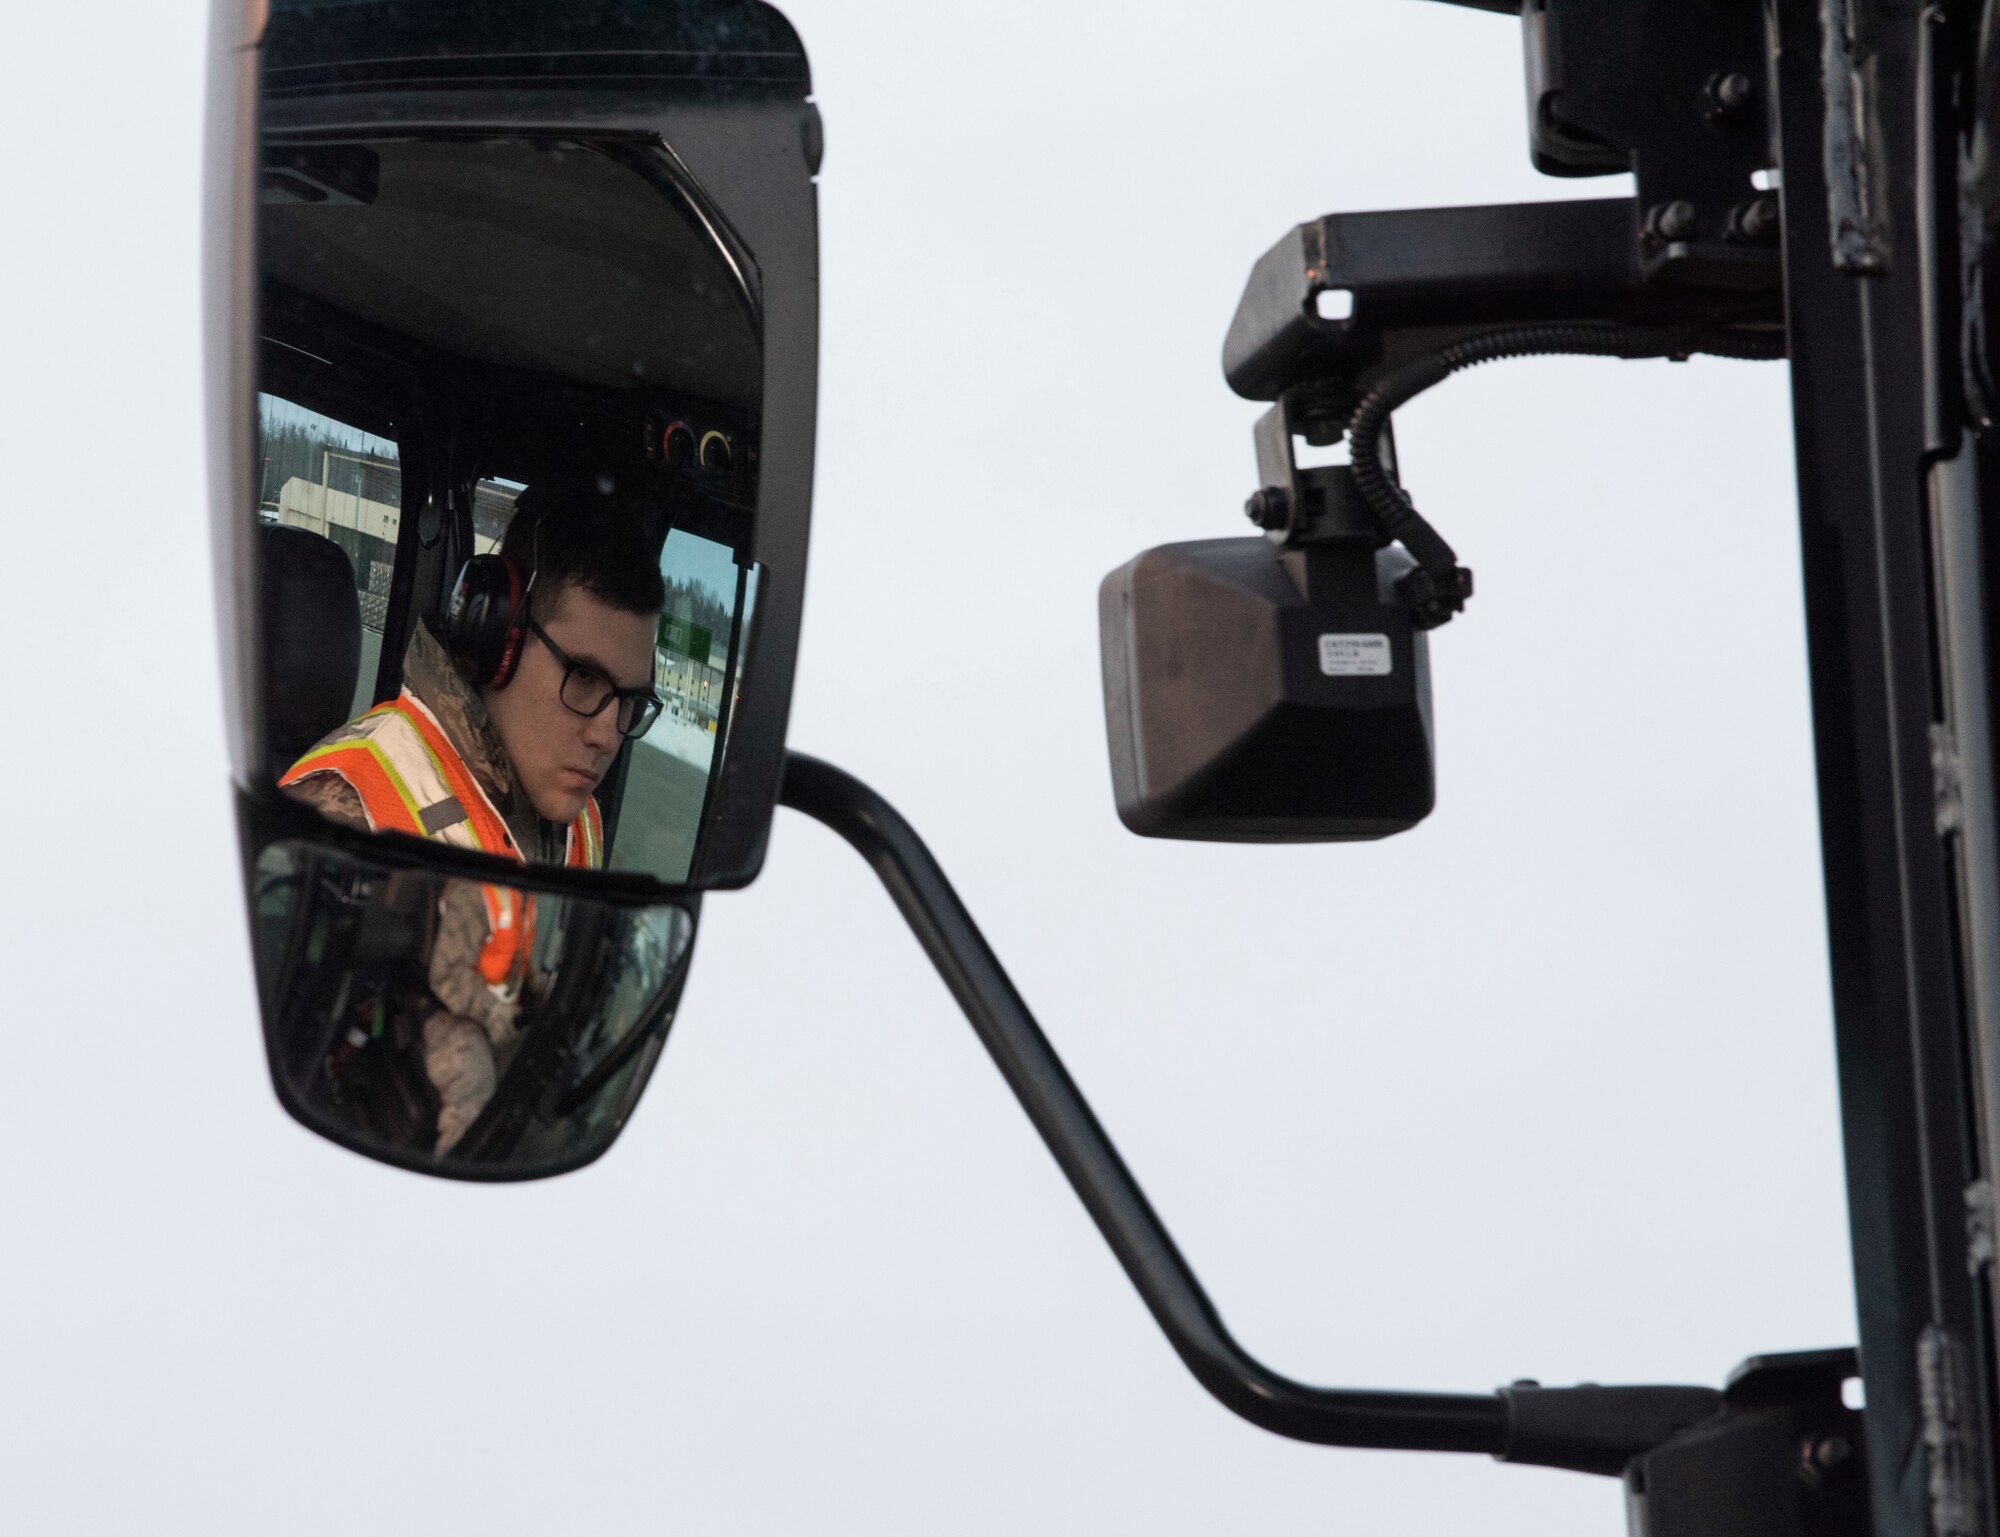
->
xmin=778 ymin=752 xmax=1766 ymax=1478
xmin=777 ymin=751 xmax=1509 ymax=1454
xmin=1770 ymin=0 xmax=1999 ymax=1530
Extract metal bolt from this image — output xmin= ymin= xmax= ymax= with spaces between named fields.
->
xmin=1244 ymin=486 xmax=1291 ymax=530
xmin=1798 ymin=1433 xmax=1854 ymax=1487
xmin=1730 ymin=195 xmax=1781 ymax=246
xmin=1647 ymin=200 xmax=1700 ymax=243
xmin=1708 ymin=70 xmax=1756 ymax=118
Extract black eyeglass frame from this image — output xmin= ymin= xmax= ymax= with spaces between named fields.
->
xmin=526 ymin=617 xmax=666 ymax=740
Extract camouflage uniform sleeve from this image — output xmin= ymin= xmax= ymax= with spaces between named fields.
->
xmin=283 ymin=762 xmax=520 ymax=1046
xmin=427 ymin=879 xmax=523 ymax=1047
xmin=282 ymin=771 xmax=371 ymax=832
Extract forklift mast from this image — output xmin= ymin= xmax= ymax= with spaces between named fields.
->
xmin=858 ymin=1 xmax=2000 ymax=1530
xmin=1211 ymin=1 xmax=2000 ymax=1527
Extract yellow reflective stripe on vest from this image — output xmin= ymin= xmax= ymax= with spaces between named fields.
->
xmin=350 ymin=700 xmax=529 ymax=984
xmin=283 ymin=700 xmax=611 ymax=985
xmin=283 ymin=735 xmax=429 ymax=837
xmin=385 ymin=693 xmax=517 ymax=858
xmin=567 ymin=798 xmax=603 ymax=869
xmin=301 ymin=703 xmax=501 ymax=859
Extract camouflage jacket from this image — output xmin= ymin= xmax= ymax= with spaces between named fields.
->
xmin=283 ymin=619 xmax=564 ymax=1043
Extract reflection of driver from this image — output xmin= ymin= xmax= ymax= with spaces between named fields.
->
xmin=279 ymin=480 xmax=667 ymax=1152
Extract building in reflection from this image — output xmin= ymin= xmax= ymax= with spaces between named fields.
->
xmin=656 ymin=614 xmax=726 ymax=733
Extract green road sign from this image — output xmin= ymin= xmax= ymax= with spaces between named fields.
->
xmin=659 ymin=613 xmax=714 ymax=663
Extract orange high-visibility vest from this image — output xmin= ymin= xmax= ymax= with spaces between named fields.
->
xmin=280 ymin=690 xmax=604 ymax=991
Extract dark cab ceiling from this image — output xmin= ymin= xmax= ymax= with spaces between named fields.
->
xmin=261 ymin=136 xmax=761 ymax=408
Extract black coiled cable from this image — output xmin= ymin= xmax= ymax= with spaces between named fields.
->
xmin=1347 ymin=321 xmax=1787 ymax=628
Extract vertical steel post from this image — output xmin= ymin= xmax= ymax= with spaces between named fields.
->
xmin=1772 ymin=1 xmax=1998 ymax=1531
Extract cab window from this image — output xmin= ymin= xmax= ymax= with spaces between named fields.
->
xmin=611 ymin=528 xmax=750 ymax=881
xmin=472 ymin=476 xmax=523 ymax=556
xmin=258 ymin=392 xmax=403 ymax=715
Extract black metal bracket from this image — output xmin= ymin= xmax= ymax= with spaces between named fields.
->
xmin=777 ymin=751 xmax=1872 ymax=1523
xmin=1225 ymin=0 xmax=1783 ymax=447
xmin=1522 ymin=0 xmax=1776 ymax=276
xmin=1618 ymin=1349 xmax=1872 ymax=1537
xmin=1224 ymin=1 xmax=1789 ymax=635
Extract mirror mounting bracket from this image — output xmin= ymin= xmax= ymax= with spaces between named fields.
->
xmin=776 ymin=752 xmax=1869 ymax=1521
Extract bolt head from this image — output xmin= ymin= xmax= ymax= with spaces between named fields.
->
xmin=1798 ymin=1432 xmax=1855 ymax=1488
xmin=1243 ymin=487 xmax=1290 ymax=530
xmin=1746 ymin=196 xmax=1779 ymax=243
xmin=1647 ymin=199 xmax=1699 ymax=242
xmin=1729 ymin=195 xmax=1781 ymax=246
xmin=1709 ymin=70 xmax=1756 ymax=117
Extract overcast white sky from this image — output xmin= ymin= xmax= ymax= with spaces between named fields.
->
xmin=0 ymin=2 xmax=1850 ymax=1533
xmin=662 ymin=527 xmax=742 ymax=617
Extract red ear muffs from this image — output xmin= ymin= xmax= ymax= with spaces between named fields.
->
xmin=443 ymin=554 xmax=527 ymax=686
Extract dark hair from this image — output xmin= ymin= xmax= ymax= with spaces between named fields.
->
xmin=501 ymin=472 xmax=668 ymax=618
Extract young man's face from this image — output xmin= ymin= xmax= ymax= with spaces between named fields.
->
xmin=483 ymin=581 xmax=658 ymax=825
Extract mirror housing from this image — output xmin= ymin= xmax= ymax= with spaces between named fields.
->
xmin=208 ymin=0 xmax=818 ymax=1175
xmin=1099 ymin=537 xmax=1435 ymax=841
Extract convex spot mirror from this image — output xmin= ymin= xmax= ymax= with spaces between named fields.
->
xmin=209 ymin=0 xmax=819 ymax=1177
xmin=253 ymin=841 xmax=693 ymax=1178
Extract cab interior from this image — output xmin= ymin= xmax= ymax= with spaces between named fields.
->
xmin=256 ymin=132 xmax=763 ymax=871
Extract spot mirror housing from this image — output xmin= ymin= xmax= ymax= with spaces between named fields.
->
xmin=1099 ymin=537 xmax=1435 ymax=842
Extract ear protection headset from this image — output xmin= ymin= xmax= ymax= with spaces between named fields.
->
xmin=441 ymin=511 xmax=541 ymax=688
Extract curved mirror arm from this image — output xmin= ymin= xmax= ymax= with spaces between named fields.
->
xmin=777 ymin=752 xmax=1743 ymax=1477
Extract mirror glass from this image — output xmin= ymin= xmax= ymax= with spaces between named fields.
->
xmin=257 ymin=133 xmax=763 ymax=884
xmin=253 ymin=842 xmax=695 ymax=1177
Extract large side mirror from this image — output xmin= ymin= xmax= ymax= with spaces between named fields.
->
xmin=207 ymin=0 xmax=818 ymax=1176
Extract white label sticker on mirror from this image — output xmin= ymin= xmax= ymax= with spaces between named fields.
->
xmin=1318 ymin=633 xmax=1392 ymax=676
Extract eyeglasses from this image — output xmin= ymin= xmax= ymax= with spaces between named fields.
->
xmin=526 ymin=618 xmax=664 ymax=741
